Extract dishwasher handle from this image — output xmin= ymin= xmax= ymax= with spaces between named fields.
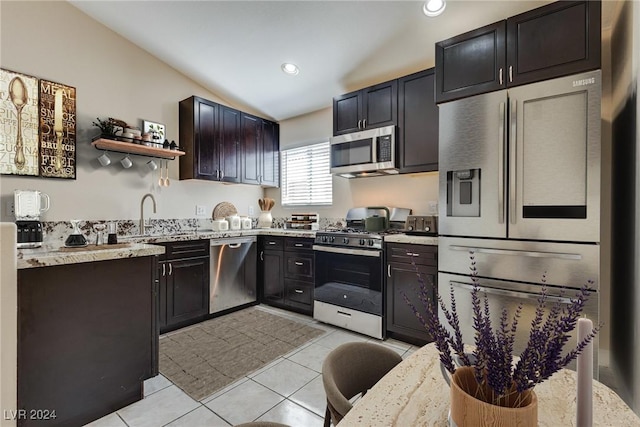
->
xmin=210 ymin=236 xmax=257 ymax=247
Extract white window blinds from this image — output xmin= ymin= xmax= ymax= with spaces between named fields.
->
xmin=281 ymin=141 xmax=332 ymax=206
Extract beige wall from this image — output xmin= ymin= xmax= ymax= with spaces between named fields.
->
xmin=0 ymin=1 xmax=263 ymax=222
xmin=266 ymin=107 xmax=439 ymax=219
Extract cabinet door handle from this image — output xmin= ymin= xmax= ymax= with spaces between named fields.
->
xmin=267 ymin=241 xmax=277 ymax=245
xmin=260 ymin=250 xmax=264 ymax=261
xmin=509 ymin=66 xmax=513 ymax=83
xmin=168 ymin=262 xmax=172 ymax=276
xmin=220 ymin=170 xmax=225 ymax=180
xmin=294 ymin=289 xmax=304 ymax=294
xmin=387 ymin=264 xmax=391 ymax=278
xmin=337 ymin=310 xmax=352 ymax=317
xmin=499 ymin=68 xmax=503 ymax=85
xmin=406 ymin=252 xmax=420 ymax=257
xmin=162 ymin=263 xmax=166 ymax=276
xmin=358 ymin=119 xmax=362 ymax=130
xmin=294 ymin=243 xmax=303 ymax=247
xmin=294 ymin=261 xmax=304 ymax=266
xmin=363 ymin=119 xmax=366 ymax=128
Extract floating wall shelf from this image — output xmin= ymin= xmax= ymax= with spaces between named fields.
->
xmin=91 ymin=138 xmax=185 ymax=160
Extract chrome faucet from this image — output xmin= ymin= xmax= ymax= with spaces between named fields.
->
xmin=140 ymin=193 xmax=157 ymax=235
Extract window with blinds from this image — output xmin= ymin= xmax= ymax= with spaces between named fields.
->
xmin=281 ymin=141 xmax=332 ymax=206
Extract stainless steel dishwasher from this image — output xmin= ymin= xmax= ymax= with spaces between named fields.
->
xmin=209 ymin=236 xmax=257 ymax=313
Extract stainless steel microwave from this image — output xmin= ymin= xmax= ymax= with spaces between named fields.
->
xmin=329 ymin=125 xmax=398 ymax=178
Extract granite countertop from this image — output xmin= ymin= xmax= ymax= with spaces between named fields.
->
xmin=17 ymin=229 xmax=437 ymax=269
xmin=17 ymin=242 xmax=165 ymax=269
xmin=16 ymin=229 xmax=316 ymax=269
xmin=339 ymin=343 xmax=640 ymax=426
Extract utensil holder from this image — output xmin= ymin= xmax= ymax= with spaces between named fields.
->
xmin=257 ymin=211 xmax=273 ymax=229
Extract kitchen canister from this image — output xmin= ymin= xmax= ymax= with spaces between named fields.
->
xmin=241 ymin=216 xmax=252 ymax=230
xmin=257 ymin=211 xmax=273 ymax=229
xmin=211 ymin=219 xmax=229 ymax=231
xmin=226 ymin=215 xmax=241 ymax=230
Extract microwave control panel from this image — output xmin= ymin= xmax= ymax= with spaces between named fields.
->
xmin=377 ymin=135 xmax=392 ymax=162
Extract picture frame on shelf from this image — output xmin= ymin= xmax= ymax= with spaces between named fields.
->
xmin=39 ymin=79 xmax=77 ymax=179
xmin=0 ymin=68 xmax=40 ymax=177
xmin=142 ymin=120 xmax=165 ymax=146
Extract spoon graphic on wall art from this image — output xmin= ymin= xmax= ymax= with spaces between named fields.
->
xmin=9 ymin=77 xmax=28 ymax=170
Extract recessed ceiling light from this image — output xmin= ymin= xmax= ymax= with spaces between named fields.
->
xmin=423 ymin=0 xmax=446 ymax=17
xmin=281 ymin=63 xmax=300 ymax=75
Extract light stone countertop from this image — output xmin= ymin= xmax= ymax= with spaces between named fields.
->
xmin=17 ymin=243 xmax=165 ymax=269
xmin=383 ymin=234 xmax=438 ymax=245
xmin=16 ymin=229 xmax=316 ymax=269
xmin=339 ymin=343 xmax=640 ymax=426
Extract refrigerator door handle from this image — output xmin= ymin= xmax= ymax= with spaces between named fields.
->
xmin=498 ymin=102 xmax=505 ymax=224
xmin=499 ymin=68 xmax=503 ymax=85
xmin=449 ymin=245 xmax=583 ymax=260
xmin=449 ymin=281 xmax=573 ymax=304
xmin=509 ymin=99 xmax=517 ymax=224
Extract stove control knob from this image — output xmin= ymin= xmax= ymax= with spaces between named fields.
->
xmin=424 ymin=226 xmax=431 ymax=232
xmin=321 ymin=236 xmax=328 ymax=243
xmin=359 ymin=239 xmax=366 ymax=245
xmin=329 ymin=236 xmax=335 ymax=243
xmin=343 ymin=237 xmax=349 ymax=244
xmin=368 ymin=239 xmax=375 ymax=246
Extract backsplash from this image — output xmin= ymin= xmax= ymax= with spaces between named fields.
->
xmin=42 ymin=217 xmax=345 ymax=245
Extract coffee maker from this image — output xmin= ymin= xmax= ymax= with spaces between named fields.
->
xmin=15 ymin=190 xmax=50 ymax=248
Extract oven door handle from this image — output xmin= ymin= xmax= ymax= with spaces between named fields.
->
xmin=449 ymin=281 xmax=573 ymax=305
xmin=448 ymin=245 xmax=582 ymax=261
xmin=312 ymin=245 xmax=381 ymax=257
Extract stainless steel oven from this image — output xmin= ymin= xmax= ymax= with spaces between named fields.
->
xmin=313 ymin=234 xmax=385 ymax=339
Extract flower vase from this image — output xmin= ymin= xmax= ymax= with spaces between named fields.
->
xmin=449 ymin=367 xmax=537 ymax=427
xmin=257 ymin=211 xmax=273 ymax=229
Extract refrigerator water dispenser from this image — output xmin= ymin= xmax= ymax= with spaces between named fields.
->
xmin=447 ymin=169 xmax=480 ymax=217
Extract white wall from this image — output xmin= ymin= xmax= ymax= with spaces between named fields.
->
xmin=0 ymin=1 xmax=264 ymax=222
xmin=266 ymin=107 xmax=439 ymax=219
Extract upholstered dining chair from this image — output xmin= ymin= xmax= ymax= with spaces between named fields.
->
xmin=321 ymin=342 xmax=403 ymax=426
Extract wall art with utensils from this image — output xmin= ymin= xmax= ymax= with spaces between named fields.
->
xmin=0 ymin=68 xmax=76 ymax=179
xmin=39 ymin=79 xmax=76 ymax=178
xmin=0 ymin=68 xmax=39 ymax=176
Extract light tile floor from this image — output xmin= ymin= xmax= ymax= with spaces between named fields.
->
xmin=85 ymin=305 xmax=419 ymax=427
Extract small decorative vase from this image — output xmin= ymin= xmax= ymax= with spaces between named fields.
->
xmin=449 ymin=366 xmax=537 ymax=427
xmin=257 ymin=211 xmax=273 ymax=229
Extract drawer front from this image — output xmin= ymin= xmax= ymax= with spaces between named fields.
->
xmin=386 ymin=243 xmax=437 ymax=266
xmin=285 ymin=279 xmax=313 ymax=306
xmin=313 ymin=301 xmax=383 ymax=339
xmin=284 ymin=237 xmax=314 ymax=252
xmin=164 ymin=240 xmax=210 ymax=260
xmin=261 ymin=236 xmax=284 ymax=251
xmin=284 ymin=253 xmax=314 ymax=280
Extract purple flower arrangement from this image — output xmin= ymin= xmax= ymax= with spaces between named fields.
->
xmin=404 ymin=252 xmax=599 ymax=408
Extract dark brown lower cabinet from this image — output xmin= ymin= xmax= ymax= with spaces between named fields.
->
xmin=259 ymin=236 xmax=313 ymax=315
xmin=17 ymin=256 xmax=158 ymax=427
xmin=158 ymin=240 xmax=210 ymax=334
xmin=385 ymin=243 xmax=438 ymax=346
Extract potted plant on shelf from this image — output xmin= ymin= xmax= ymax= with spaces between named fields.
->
xmin=405 ymin=253 xmax=599 ymax=427
xmin=92 ymin=117 xmax=119 ymax=140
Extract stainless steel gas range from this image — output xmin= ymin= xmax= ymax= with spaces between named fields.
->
xmin=312 ymin=207 xmax=410 ymax=339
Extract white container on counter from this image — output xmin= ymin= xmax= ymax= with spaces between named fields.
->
xmin=226 ymin=215 xmax=241 ymax=230
xmin=212 ymin=219 xmax=229 ymax=231
xmin=241 ymin=217 xmax=252 ymax=230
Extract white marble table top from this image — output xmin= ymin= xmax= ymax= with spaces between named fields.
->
xmin=339 ymin=343 xmax=640 ymax=426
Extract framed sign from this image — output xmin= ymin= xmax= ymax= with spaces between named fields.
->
xmin=0 ymin=68 xmax=39 ymax=176
xmin=39 ymin=79 xmax=76 ymax=179
xmin=143 ymin=120 xmax=165 ymax=145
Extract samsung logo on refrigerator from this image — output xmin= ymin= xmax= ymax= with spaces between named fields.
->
xmin=573 ymin=77 xmax=596 ymax=87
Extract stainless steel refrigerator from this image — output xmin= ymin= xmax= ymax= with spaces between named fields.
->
xmin=437 ymin=69 xmax=602 ymax=376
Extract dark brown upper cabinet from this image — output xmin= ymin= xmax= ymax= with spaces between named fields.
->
xmin=179 ymin=96 xmax=221 ymax=180
xmin=435 ymin=1 xmax=600 ymax=103
xmin=218 ymin=105 xmax=242 ymax=183
xmin=397 ymin=68 xmax=439 ymax=173
xmin=506 ymin=0 xmax=601 ymax=87
xmin=180 ymin=96 xmax=279 ymax=187
xmin=241 ymin=113 xmax=280 ymax=187
xmin=333 ymin=80 xmax=397 ymax=136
